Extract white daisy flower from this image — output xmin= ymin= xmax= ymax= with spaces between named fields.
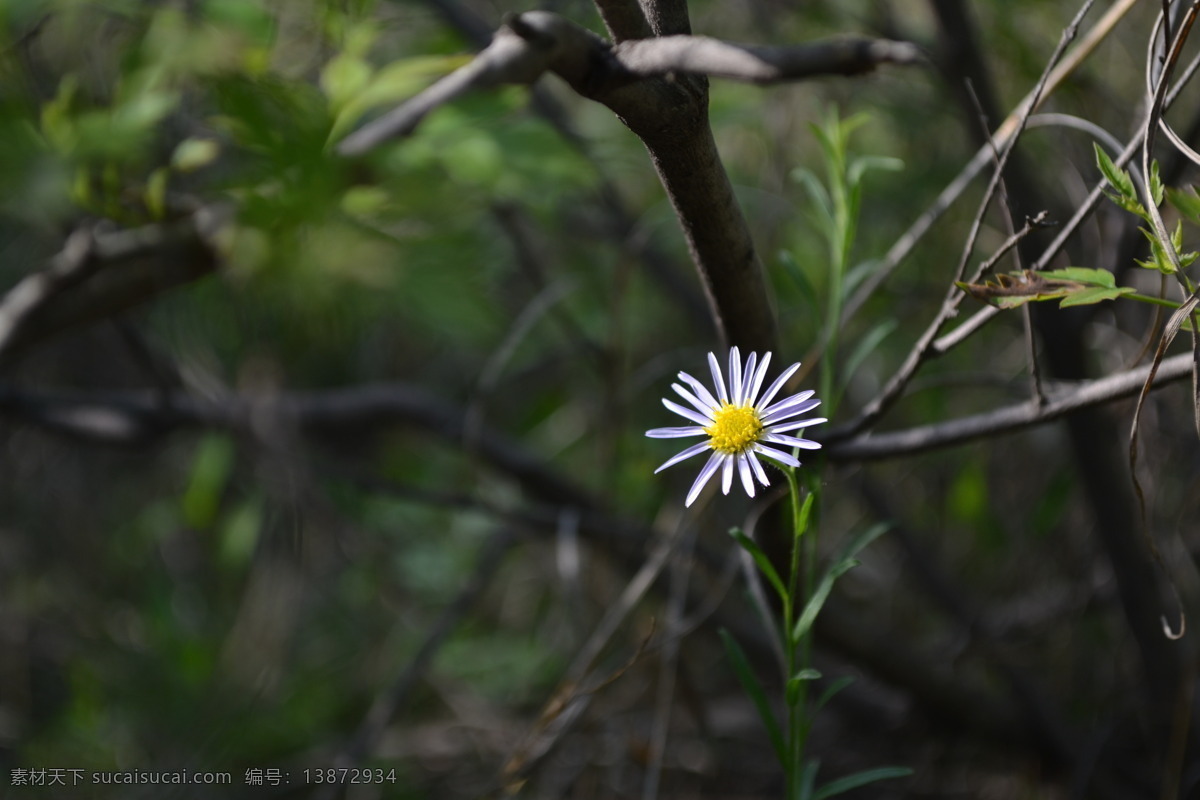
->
xmin=646 ymin=347 xmax=826 ymax=507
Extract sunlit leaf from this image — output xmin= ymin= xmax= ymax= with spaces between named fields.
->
xmin=171 ymin=137 xmax=220 ymax=172
xmin=1094 ymin=142 xmax=1136 ymax=202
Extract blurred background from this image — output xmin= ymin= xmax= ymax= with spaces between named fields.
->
xmin=1 ymin=0 xmax=1198 ymax=798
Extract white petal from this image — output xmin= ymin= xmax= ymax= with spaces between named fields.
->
xmin=646 ymin=426 xmax=707 ymax=438
xmin=721 ymin=454 xmax=735 ymax=494
xmin=763 ymin=403 xmax=822 ymax=427
xmin=748 ymin=452 xmax=770 ymax=486
xmin=678 ymin=371 xmax=721 ymax=411
xmin=746 ymin=352 xmax=772 ymax=406
xmin=737 ymin=453 xmax=755 ymax=497
xmin=729 ymin=347 xmax=743 ymax=405
xmin=753 ymin=443 xmax=801 ymax=468
xmin=768 ymin=417 xmax=828 ymax=432
xmin=672 ymin=383 xmax=715 ymax=416
xmin=762 ymin=394 xmax=820 ymax=423
xmin=763 ymin=432 xmax=823 ymax=450
xmin=663 ymin=398 xmax=713 ymax=427
xmin=685 ymin=451 xmax=724 ymax=507
xmin=756 ymin=361 xmax=801 ymax=410
xmin=708 ymin=352 xmax=729 ymax=404
xmin=739 ymin=352 xmax=757 ymax=406
xmin=654 ymin=441 xmax=712 ymax=473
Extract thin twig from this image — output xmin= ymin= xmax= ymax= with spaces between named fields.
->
xmin=843 ymin=0 xmax=1139 ymax=326
xmin=839 ymin=2 xmax=1095 ymax=437
xmin=826 ymin=352 xmax=1193 ymax=461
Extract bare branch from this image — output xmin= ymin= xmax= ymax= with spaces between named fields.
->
xmin=611 ymin=35 xmax=921 ymax=82
xmin=826 ymin=351 xmax=1192 ymax=461
xmin=0 ymin=208 xmax=226 ymax=366
xmin=337 ymin=12 xmax=919 ymax=157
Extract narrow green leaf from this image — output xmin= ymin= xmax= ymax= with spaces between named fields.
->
xmin=792 ymin=560 xmax=854 ymax=641
xmin=1150 ymin=159 xmax=1165 ymax=207
xmin=786 ymin=668 xmax=823 ymax=706
xmin=730 ymin=528 xmax=788 ymax=602
xmin=815 ymin=676 xmax=855 ymax=712
xmin=792 ymin=167 xmax=834 ymax=228
xmin=719 ymin=629 xmax=787 ymax=767
xmin=792 ymin=523 xmax=890 ymax=641
xmin=813 ymin=767 xmax=913 ymax=800
xmin=779 ymin=249 xmax=819 ymax=313
xmin=839 ymin=521 xmax=892 ymax=561
xmin=847 ymin=154 xmax=903 ymax=187
xmin=842 ymin=318 xmax=898 ymax=387
xmin=798 ymin=759 xmax=821 ymax=800
xmin=1094 ymin=142 xmax=1136 ymax=201
xmin=795 ymin=492 xmax=815 ymax=541
xmin=841 ymin=258 xmax=878 ymax=299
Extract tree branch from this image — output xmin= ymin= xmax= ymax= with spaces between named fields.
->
xmin=0 ymin=208 xmax=226 ymax=366
xmin=338 ymin=14 xmax=919 ymax=156
xmin=825 ymin=351 xmax=1192 ymax=461
xmin=611 ymin=35 xmax=921 ymax=83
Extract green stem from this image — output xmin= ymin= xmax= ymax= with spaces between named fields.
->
xmin=784 ymin=467 xmax=803 ymax=799
xmin=783 ymin=467 xmax=821 ymax=799
xmin=1127 ymin=292 xmax=1182 ymax=309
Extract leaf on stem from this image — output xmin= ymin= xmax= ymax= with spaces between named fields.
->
xmin=798 ymin=758 xmax=821 ymax=800
xmin=730 ymin=527 xmax=788 ymax=601
xmin=795 ymin=492 xmax=815 ymax=542
xmin=792 ymin=522 xmax=890 ymax=641
xmin=786 ymin=668 xmax=823 ymax=707
xmin=792 ymin=557 xmax=856 ymax=641
xmin=812 ymin=766 xmax=914 ymax=800
xmin=842 ymin=317 xmax=897 ymax=388
xmin=719 ymin=629 xmax=787 ymax=767
xmin=814 ymin=675 xmax=854 ymax=712
xmin=1094 ymin=142 xmax=1145 ymax=217
xmin=958 ymin=268 xmax=1136 ymax=309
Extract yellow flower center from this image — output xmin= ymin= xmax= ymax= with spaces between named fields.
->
xmin=705 ymin=404 xmax=763 ymax=455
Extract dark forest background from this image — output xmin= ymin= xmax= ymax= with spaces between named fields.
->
xmin=2 ymin=0 xmax=1199 ymax=798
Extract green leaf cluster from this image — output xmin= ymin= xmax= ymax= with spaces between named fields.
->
xmin=1094 ymin=143 xmax=1199 ymax=274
